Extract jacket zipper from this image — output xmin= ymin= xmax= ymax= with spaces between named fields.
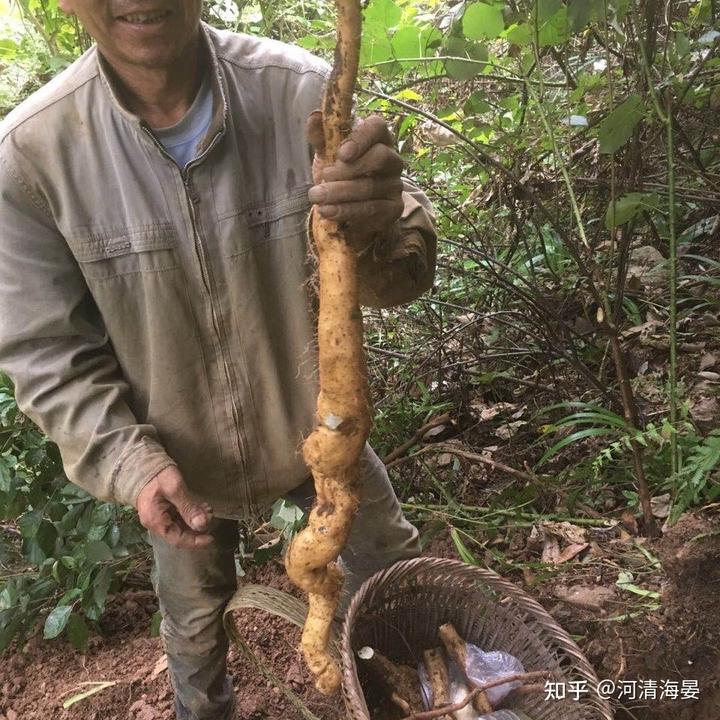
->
xmin=141 ymin=124 xmax=251 ymax=509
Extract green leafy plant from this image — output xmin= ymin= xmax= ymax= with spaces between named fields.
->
xmin=0 ymin=373 xmax=147 ymax=651
xmin=536 ymin=402 xmax=632 ymax=467
xmin=537 ymin=401 xmax=720 ymax=522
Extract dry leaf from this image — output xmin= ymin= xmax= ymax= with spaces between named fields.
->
xmin=556 ymin=542 xmax=590 ymax=563
xmin=150 ymin=654 xmax=168 ymax=680
xmin=650 ymin=493 xmax=672 ymax=519
xmin=627 ymin=245 xmax=668 ymax=290
xmin=423 ymin=424 xmax=448 ymax=439
xmin=618 ymin=528 xmax=634 ymax=543
xmin=542 ymin=537 xmax=588 ymax=564
xmin=555 ymin=584 xmax=616 ymax=611
xmin=522 ymin=567 xmax=536 ymax=586
xmin=474 ymin=402 xmax=516 ymax=421
xmin=542 ymin=521 xmax=587 ymax=545
xmin=495 ymin=420 xmax=526 ymax=440
xmin=541 ymin=536 xmax=561 ymax=564
xmin=620 ymin=510 xmax=639 ymax=535
xmin=419 ymin=120 xmax=461 ymax=147
xmin=690 ymin=395 xmax=720 ymax=427
xmin=700 ymin=353 xmax=718 ymax=371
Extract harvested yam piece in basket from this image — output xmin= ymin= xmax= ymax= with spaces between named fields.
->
xmin=340 ymin=558 xmax=613 ymax=720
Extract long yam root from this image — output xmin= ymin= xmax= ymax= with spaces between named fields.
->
xmin=438 ymin=624 xmax=493 ymax=714
xmin=423 ymin=648 xmax=451 ymax=718
xmin=284 ymin=0 xmax=366 ymax=696
xmin=359 ymin=647 xmax=425 ymax=715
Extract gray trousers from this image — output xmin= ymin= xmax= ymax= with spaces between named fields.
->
xmin=150 ymin=445 xmax=421 ymax=720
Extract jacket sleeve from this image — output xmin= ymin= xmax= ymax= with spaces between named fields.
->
xmin=0 ymin=150 xmax=175 ymax=506
xmin=356 ymin=177 xmax=437 ymax=309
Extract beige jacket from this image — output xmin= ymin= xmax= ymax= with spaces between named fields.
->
xmin=0 ymin=24 xmax=436 ymax=518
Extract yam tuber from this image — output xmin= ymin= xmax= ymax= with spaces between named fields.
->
xmin=359 ymin=646 xmax=425 ymax=714
xmin=284 ymin=0 xmax=368 ymax=696
xmin=422 ymin=648 xmax=451 ymax=718
xmin=438 ymin=623 xmax=493 ymax=714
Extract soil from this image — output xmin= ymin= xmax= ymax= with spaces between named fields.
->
xmin=0 ymin=563 xmax=341 ymax=720
xmin=586 ymin=513 xmax=720 ymax=720
xmin=2 ymin=513 xmax=719 ymax=720
xmin=532 ymin=512 xmax=720 ymax=720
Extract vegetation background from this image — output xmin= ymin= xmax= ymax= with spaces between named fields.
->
xmin=1 ymin=1 xmax=719 ymax=716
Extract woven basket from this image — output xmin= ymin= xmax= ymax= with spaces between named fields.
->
xmin=340 ymin=557 xmax=614 ymax=720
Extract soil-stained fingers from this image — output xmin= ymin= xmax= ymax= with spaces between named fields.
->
xmin=136 ymin=467 xmax=214 ymax=549
xmin=336 ymin=115 xmax=395 ymax=162
xmin=306 ymin=110 xmax=325 ymax=155
xmin=308 ymin=176 xmax=403 ymax=207
xmin=321 ymin=143 xmax=405 ymax=182
xmin=317 ymin=198 xmax=404 ymax=230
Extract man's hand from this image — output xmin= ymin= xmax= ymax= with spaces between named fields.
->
xmin=136 ymin=466 xmax=214 ymax=549
xmin=307 ymin=113 xmax=405 ymax=248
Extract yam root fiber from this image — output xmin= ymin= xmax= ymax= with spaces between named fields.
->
xmin=284 ymin=0 xmax=367 ymax=696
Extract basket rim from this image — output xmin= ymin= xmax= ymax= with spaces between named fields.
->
xmin=339 ymin=556 xmax=614 ymax=720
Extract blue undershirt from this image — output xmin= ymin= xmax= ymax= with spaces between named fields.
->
xmin=154 ymin=74 xmax=213 ymax=169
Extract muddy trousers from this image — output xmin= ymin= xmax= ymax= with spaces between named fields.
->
xmin=150 ymin=445 xmax=421 ymax=720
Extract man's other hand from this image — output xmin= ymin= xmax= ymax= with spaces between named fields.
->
xmin=307 ymin=113 xmax=405 ymax=247
xmin=137 ymin=466 xmax=214 ymax=549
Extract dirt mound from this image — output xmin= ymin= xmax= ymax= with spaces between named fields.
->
xmin=582 ymin=513 xmax=720 ymax=720
xmin=0 ymin=564 xmax=340 ymax=720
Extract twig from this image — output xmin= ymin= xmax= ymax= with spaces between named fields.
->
xmin=388 ymin=443 xmax=537 ymax=485
xmin=383 ymin=413 xmax=453 ymax=464
xmin=401 ymin=502 xmax=617 ymax=528
xmin=399 ymin=671 xmax=550 ymax=720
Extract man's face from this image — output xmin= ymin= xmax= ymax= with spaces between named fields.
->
xmin=59 ymin=0 xmax=203 ymax=69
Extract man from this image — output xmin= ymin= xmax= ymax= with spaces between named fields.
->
xmin=0 ymin=1 xmax=436 ymax=717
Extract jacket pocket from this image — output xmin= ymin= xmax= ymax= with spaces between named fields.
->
xmin=221 ymin=190 xmax=310 ymax=258
xmin=68 ymin=225 xmax=179 ymax=280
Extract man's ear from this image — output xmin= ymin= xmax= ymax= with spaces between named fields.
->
xmin=57 ymin=0 xmax=75 ymax=14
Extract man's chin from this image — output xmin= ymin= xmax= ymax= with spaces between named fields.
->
xmin=104 ymin=24 xmax=199 ymax=71
xmin=111 ymin=43 xmax=187 ymax=71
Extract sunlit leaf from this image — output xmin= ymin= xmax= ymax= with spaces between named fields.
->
xmin=44 ymin=605 xmax=72 ymax=639
xmin=463 ymin=3 xmax=505 ymax=41
xmin=538 ymin=6 xmax=570 ymax=45
xmin=443 ymin=37 xmax=488 ymax=80
xmin=504 ymin=23 xmax=533 ymax=46
xmin=363 ymin=0 xmax=401 ymax=29
xmin=0 ymin=40 xmax=18 ymax=61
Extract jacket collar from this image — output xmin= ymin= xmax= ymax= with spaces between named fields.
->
xmin=96 ymin=22 xmax=228 ymax=146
